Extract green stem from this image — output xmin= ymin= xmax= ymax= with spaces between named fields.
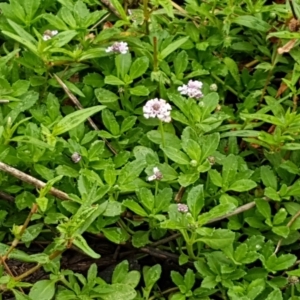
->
xmin=143 ymin=0 xmax=149 ymax=35
xmin=155 ymin=180 xmax=159 ymax=197
xmin=153 ymin=36 xmax=158 ymax=72
xmin=211 ymin=73 xmax=242 ymax=99
xmin=291 ymin=284 xmax=295 ymax=298
xmin=159 ymin=121 xmax=168 ymax=163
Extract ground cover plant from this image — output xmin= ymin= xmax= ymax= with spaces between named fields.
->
xmin=2 ymin=0 xmax=300 ymax=299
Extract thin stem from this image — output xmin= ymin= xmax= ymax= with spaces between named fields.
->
xmin=0 ymin=162 xmax=69 ymax=200
xmin=148 ymin=287 xmax=179 ymax=300
xmin=143 ymin=0 xmax=149 ymax=35
xmin=159 ymin=121 xmax=168 ymax=162
xmin=153 ymin=37 xmax=158 ymax=72
xmin=291 ymin=284 xmax=295 ymax=298
xmin=1 ymin=204 xmax=38 ymax=264
xmin=211 ymin=73 xmax=242 ymax=98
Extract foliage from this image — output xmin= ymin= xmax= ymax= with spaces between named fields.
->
xmin=1 ymin=0 xmax=300 ymax=299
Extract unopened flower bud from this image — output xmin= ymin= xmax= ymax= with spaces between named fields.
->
xmin=210 ymin=83 xmax=218 ymax=92
xmin=190 ymin=160 xmax=198 ymax=167
xmin=177 ymin=203 xmax=188 ymax=213
xmin=207 ymin=156 xmax=216 ymax=165
xmin=289 ymin=276 xmax=299 ymax=284
xmin=71 ymin=152 xmax=81 ymax=163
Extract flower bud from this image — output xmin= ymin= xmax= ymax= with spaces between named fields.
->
xmin=210 ymin=83 xmax=218 ymax=91
xmin=177 ymin=203 xmax=188 ymax=213
xmin=190 ymin=160 xmax=198 ymax=167
xmin=71 ymin=152 xmax=81 ymax=163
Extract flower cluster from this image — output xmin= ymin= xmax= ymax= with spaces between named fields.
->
xmin=143 ymin=98 xmax=172 ymax=123
xmin=177 ymin=203 xmax=189 ymax=213
xmin=147 ymin=167 xmax=163 ymax=181
xmin=178 ymin=80 xmax=203 ymax=99
xmin=105 ymin=42 xmax=129 ymax=54
xmin=43 ymin=30 xmax=58 ymax=41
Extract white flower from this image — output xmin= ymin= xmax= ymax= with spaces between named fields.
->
xmin=105 ymin=42 xmax=129 ymax=54
xmin=177 ymin=203 xmax=188 ymax=213
xmin=178 ymin=80 xmax=203 ymax=99
xmin=147 ymin=167 xmax=163 ymax=181
xmin=143 ymin=98 xmax=172 ymax=122
xmin=71 ymin=152 xmax=81 ymax=163
xmin=210 ymin=83 xmax=218 ymax=91
xmin=43 ymin=30 xmax=58 ymax=41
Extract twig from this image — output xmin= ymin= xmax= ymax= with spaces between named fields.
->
xmin=274 ymin=208 xmax=300 ymax=255
xmin=150 ymin=233 xmax=181 ymax=247
xmin=14 ymin=250 xmax=63 ymax=282
xmin=0 ymin=100 xmax=9 ymax=103
xmin=90 ymin=13 xmax=111 ymax=31
xmin=99 ymin=0 xmax=121 ymax=18
xmin=53 ymin=74 xmax=117 ymax=155
xmin=206 ymin=200 xmax=260 ymax=224
xmin=149 ymin=287 xmax=179 ymax=300
xmin=0 ymin=162 xmax=69 ymax=200
xmin=1 ymin=204 xmax=38 ymax=264
xmin=0 ymin=191 xmax=14 ymax=202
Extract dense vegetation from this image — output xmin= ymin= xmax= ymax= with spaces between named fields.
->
xmin=1 ymin=0 xmax=300 ymax=299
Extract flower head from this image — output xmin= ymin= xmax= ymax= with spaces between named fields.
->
xmin=105 ymin=42 xmax=129 ymax=54
xmin=178 ymin=80 xmax=203 ymax=99
xmin=43 ymin=30 xmax=58 ymax=41
xmin=210 ymin=83 xmax=218 ymax=92
xmin=143 ymin=98 xmax=172 ymax=122
xmin=177 ymin=203 xmax=189 ymax=213
xmin=147 ymin=167 xmax=163 ymax=181
xmin=71 ymin=152 xmax=81 ymax=163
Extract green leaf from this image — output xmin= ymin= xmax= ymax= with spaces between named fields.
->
xmin=161 ymin=146 xmax=190 ymax=164
xmin=110 ymin=0 xmax=128 ymax=21
xmin=129 ymin=85 xmax=150 ymax=96
xmin=209 ymin=170 xmax=222 ymax=187
xmin=264 ymin=187 xmax=280 ymax=201
xmin=266 ymin=254 xmax=297 ymax=272
xmin=222 ymin=154 xmax=238 ymax=189
xmin=132 ymin=231 xmax=150 ymax=247
xmin=102 ymin=109 xmax=120 ymax=135
xmin=29 ymin=280 xmax=56 ymax=300
xmin=223 ymin=57 xmax=240 ymax=86
xmin=52 ymin=106 xmax=106 ymax=136
xmin=121 ymin=116 xmax=137 ymax=133
xmin=261 ymin=166 xmax=277 ymax=190
xmin=147 ymin=130 xmax=181 ymax=149
xmin=129 ymin=56 xmax=149 ymax=80
xmin=232 ymin=15 xmax=271 ymax=32
xmin=123 ymin=200 xmax=148 ymax=217
xmin=73 ymin=235 xmax=100 ymax=259
xmin=272 ymin=226 xmax=289 ymax=238
xmin=187 ymin=185 xmax=204 ymax=219
xmin=184 ymin=269 xmax=195 ymax=291
xmin=160 ymin=37 xmax=189 ymax=60
xmin=95 ymin=88 xmax=119 ymax=103
xmin=102 ymin=227 xmax=130 ymax=244
xmin=182 ymin=139 xmax=201 ymax=161
xmin=199 ymin=133 xmax=220 ymax=161
xmin=174 ymin=50 xmax=188 ymax=77
xmin=228 ymin=179 xmax=257 ymax=192
xmin=255 ymin=199 xmax=271 ymax=221
xmin=197 ymin=229 xmax=235 ymax=249
xmin=116 ymin=52 xmax=132 ymax=80
xmin=137 ymin=188 xmax=154 ymax=213
xmin=105 ymin=75 xmax=125 ymax=86
xmin=265 ymin=289 xmax=282 ymax=300
xmin=112 ymin=260 xmax=129 ymax=284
